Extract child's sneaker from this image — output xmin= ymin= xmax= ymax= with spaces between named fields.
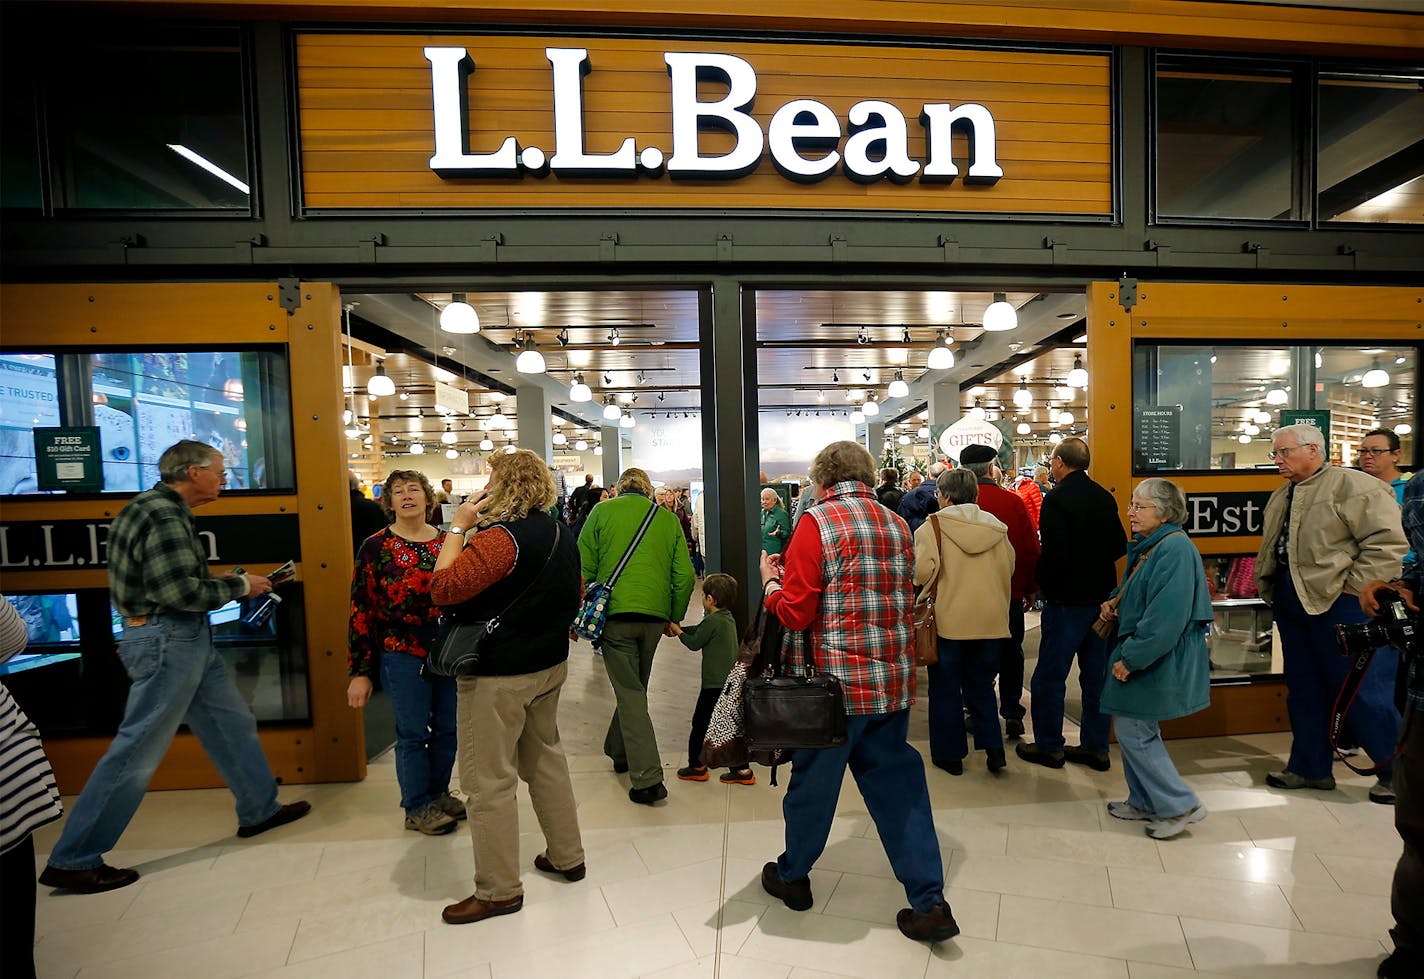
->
xmin=677 ymin=765 xmax=710 ymax=782
xmin=720 ymin=768 xmax=756 ymax=785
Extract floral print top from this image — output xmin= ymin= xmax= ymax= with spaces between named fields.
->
xmin=348 ymin=527 xmax=446 ymax=677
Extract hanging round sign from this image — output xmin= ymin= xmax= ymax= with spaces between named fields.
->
xmin=938 ymin=417 xmax=1004 ymax=461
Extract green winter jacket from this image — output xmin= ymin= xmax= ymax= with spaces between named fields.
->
xmin=578 ymin=492 xmax=696 ymax=622
xmin=1100 ymin=523 xmax=1213 ymax=722
xmin=677 ymin=607 xmax=739 ymax=689
xmin=761 ymin=504 xmax=792 ymax=555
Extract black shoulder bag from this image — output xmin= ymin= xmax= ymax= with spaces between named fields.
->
xmin=743 ymin=610 xmax=847 ymax=754
xmin=426 ymin=522 xmax=563 ymax=677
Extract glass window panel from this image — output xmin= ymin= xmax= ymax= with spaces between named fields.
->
xmin=1319 ymin=70 xmax=1424 ymax=225
xmin=0 ymin=64 xmax=43 ymax=210
xmin=46 ymin=27 xmax=250 ymax=211
xmin=0 ymin=354 xmax=61 ymax=494
xmin=1202 ymin=555 xmax=1279 ymax=680
xmin=87 ymin=349 xmax=293 ymax=493
xmin=1312 ymin=346 xmax=1416 ymax=466
xmin=1156 ymin=61 xmax=1300 ymax=221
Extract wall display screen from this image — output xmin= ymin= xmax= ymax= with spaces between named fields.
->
xmin=0 ymin=354 xmax=62 ymax=495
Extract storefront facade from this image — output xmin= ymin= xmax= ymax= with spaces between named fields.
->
xmin=1 ymin=0 xmax=1421 ymax=786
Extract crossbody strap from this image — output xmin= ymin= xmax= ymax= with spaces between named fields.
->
xmin=1106 ymin=531 xmax=1183 ymax=613
xmin=605 ymin=499 xmax=661 ymax=589
xmin=488 ymin=522 xmax=563 ymax=630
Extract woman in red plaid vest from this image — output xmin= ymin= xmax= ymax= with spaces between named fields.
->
xmin=758 ymin=440 xmax=960 ymax=944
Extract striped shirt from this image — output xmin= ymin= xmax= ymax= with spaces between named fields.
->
xmin=0 ymin=598 xmax=63 ymax=853
xmin=108 ymin=482 xmax=248 ymax=616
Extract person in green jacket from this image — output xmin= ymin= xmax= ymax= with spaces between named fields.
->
xmin=1096 ymin=477 xmax=1214 ymax=841
xmin=578 ymin=468 xmax=696 ymax=805
xmin=669 ymin=573 xmax=754 ymax=786
xmin=760 ymin=488 xmax=792 ymax=555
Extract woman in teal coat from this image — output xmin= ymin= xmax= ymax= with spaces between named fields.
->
xmin=1096 ymin=477 xmax=1214 ymax=841
xmin=760 ymin=488 xmax=792 ymax=555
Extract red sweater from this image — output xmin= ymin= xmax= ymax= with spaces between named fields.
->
xmin=977 ymin=480 xmax=1040 ymax=599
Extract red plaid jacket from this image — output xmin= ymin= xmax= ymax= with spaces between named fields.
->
xmin=765 ymin=481 xmax=916 ymax=715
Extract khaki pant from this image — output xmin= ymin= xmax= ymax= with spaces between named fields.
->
xmin=601 ymin=619 xmax=667 ymax=789
xmin=457 ymin=661 xmax=584 ymax=901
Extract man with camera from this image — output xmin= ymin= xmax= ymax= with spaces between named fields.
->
xmin=1254 ymin=423 xmax=1405 ymax=803
xmin=1358 ymin=467 xmax=1424 ymax=979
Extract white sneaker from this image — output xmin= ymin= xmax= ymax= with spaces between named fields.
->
xmin=1107 ymin=800 xmax=1154 ymax=821
xmin=1146 ymin=804 xmax=1207 ymax=840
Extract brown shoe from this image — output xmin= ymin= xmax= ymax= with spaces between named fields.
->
xmin=534 ymin=852 xmax=587 ymax=882
xmin=38 ymin=863 xmax=140 ymax=894
xmin=442 ymin=893 xmax=523 ymax=925
xmin=433 ymin=792 xmax=468 ymax=821
xmin=237 ymin=801 xmax=312 ymax=838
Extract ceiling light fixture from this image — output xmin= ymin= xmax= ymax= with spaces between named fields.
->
xmin=898 ymin=434 xmax=911 ymax=445
xmin=862 ymin=396 xmax=880 ymax=417
xmin=593 ymin=444 xmax=603 ymax=456
xmin=553 ymin=431 xmax=568 ymax=446
xmin=445 ymin=447 xmax=459 ymax=459
xmin=1265 ymin=387 xmax=1289 ymax=405
xmin=515 ymin=333 xmax=546 ymax=374
xmin=367 ymin=362 xmax=395 ymax=398
xmin=927 ymin=331 xmax=954 ymax=370
xmin=609 ymin=327 xmax=621 ymax=346
xmin=479 ymin=437 xmax=494 ymax=451
xmin=982 ymin=292 xmax=1018 ymax=332
xmin=1067 ymin=355 xmax=1089 ymax=389
xmin=969 ymin=402 xmax=986 ymax=421
xmin=850 ymin=410 xmax=865 ymax=425
xmin=1058 ymin=409 xmax=1076 ymax=425
xmin=1013 ymin=379 xmax=1033 ymax=408
xmin=441 ymin=425 xmax=457 ymax=445
xmin=1362 ymin=358 xmax=1391 ymax=388
xmin=1396 ymin=424 xmax=1413 ymax=436
xmin=888 ymin=370 xmax=909 ymax=399
xmin=569 ymin=373 xmax=592 ymax=402
xmin=574 ymin=439 xmax=588 ymax=451
xmin=440 ymin=293 xmax=480 ymax=334
xmin=410 ymin=441 xmax=425 ymax=454
xmin=602 ymin=398 xmax=622 ymax=421
xmin=857 ymin=326 xmax=871 ymax=345
xmin=620 ymin=411 xmax=636 ymax=429
xmin=1017 ymin=422 xmax=1031 ymax=435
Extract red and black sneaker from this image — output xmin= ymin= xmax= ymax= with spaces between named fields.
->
xmin=676 ymin=765 xmax=710 ymax=782
xmin=720 ymin=768 xmax=756 ymax=785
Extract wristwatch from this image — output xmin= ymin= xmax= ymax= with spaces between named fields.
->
xmin=448 ymin=525 xmax=465 ymax=536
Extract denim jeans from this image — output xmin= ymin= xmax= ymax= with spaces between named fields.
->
xmin=1114 ymin=715 xmax=1199 ymax=819
xmin=927 ymin=638 xmax=1002 ymax=762
xmin=998 ymin=600 xmax=1027 ymax=721
xmin=47 ymin=612 xmax=279 ymax=870
xmin=779 ymin=710 xmax=945 ymax=913
xmin=1272 ymin=570 xmax=1399 ymax=781
xmin=381 ymin=651 xmax=457 ymax=814
xmin=1030 ymin=602 xmax=1111 ymax=754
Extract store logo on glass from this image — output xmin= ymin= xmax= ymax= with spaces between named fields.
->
xmin=424 ymin=47 xmax=1004 ymax=185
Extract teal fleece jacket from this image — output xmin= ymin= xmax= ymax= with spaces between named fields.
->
xmin=1100 ymin=523 xmax=1214 ymax=722
xmin=578 ymin=492 xmax=695 ymax=622
xmin=677 ymin=607 xmax=739 ymax=689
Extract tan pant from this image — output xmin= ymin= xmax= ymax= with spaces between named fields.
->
xmin=456 ymin=661 xmax=584 ymax=901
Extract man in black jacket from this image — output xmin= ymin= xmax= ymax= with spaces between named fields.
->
xmin=1017 ymin=438 xmax=1127 ymax=771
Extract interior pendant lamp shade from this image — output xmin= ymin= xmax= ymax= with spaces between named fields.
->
xmin=410 ymin=442 xmax=425 ymax=454
xmin=515 ymin=335 xmax=546 ymax=374
xmin=479 ymin=437 xmax=494 ymax=451
xmin=569 ymin=374 xmax=592 ymax=402
xmin=1013 ymin=380 xmax=1032 ymax=408
xmin=603 ymin=399 xmax=622 ymax=421
xmin=1362 ymin=360 xmax=1390 ymax=388
xmin=593 ymin=444 xmax=603 ymax=456
xmin=887 ymin=371 xmax=910 ymax=399
xmin=620 ymin=412 xmax=635 ymax=428
xmin=850 ymin=410 xmax=865 ymax=425
xmin=1066 ymin=355 xmax=1089 ymax=389
xmin=981 ymin=293 xmax=1018 ymax=332
xmin=862 ymin=397 xmax=880 ymax=417
xmin=574 ymin=439 xmax=588 ymax=451
xmin=367 ymin=363 xmax=395 ymax=397
xmin=1265 ymin=387 xmax=1289 ymax=405
xmin=898 ymin=434 xmax=911 ymax=445
xmin=1016 ymin=422 xmax=1031 ymax=435
xmin=969 ymin=403 xmax=986 ymax=421
xmin=440 ymin=427 xmax=457 ymax=444
xmin=440 ymin=294 xmax=480 ymax=334
xmin=445 ymin=448 xmax=459 ymax=459
xmin=553 ymin=431 xmax=568 ymax=445
xmin=1058 ymin=410 xmax=1075 ymax=425
xmin=927 ymin=343 xmax=954 ymax=371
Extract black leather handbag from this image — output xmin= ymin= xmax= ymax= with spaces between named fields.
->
xmin=743 ymin=614 xmax=847 ymax=753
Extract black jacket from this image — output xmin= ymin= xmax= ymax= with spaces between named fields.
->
xmin=350 ymin=489 xmax=389 ymax=557
xmin=1036 ymin=468 xmax=1127 ymax=605
xmin=896 ymin=482 xmax=940 ymax=534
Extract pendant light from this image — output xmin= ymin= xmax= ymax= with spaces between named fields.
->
xmin=479 ymin=437 xmax=494 ymax=451
xmin=574 ymin=439 xmax=588 ymax=451
xmin=850 ymin=410 xmax=865 ymax=425
xmin=1396 ymin=424 xmax=1413 ymax=436
xmin=898 ymin=434 xmax=911 ymax=445
xmin=1013 ymin=379 xmax=1033 ymax=408
xmin=927 ymin=329 xmax=955 ymax=370
xmin=593 ymin=444 xmax=603 ymax=456
xmin=409 ymin=441 xmax=425 ymax=455
xmin=440 ymin=293 xmax=480 ymax=334
xmin=569 ymin=373 xmax=592 ymax=402
xmin=1058 ymin=409 xmax=1076 ymax=426
xmin=440 ymin=425 xmax=457 ymax=445
xmin=445 ymin=448 xmax=458 ymax=459
xmin=982 ymin=293 xmax=1017 ymax=332
xmin=553 ymin=431 xmax=568 ymax=446
xmin=969 ymin=402 xmax=986 ymax=421
xmin=367 ymin=362 xmax=395 ymax=398
xmin=620 ymin=411 xmax=636 ymax=429
xmin=489 ymin=408 xmax=509 ymax=429
xmin=1265 ymin=387 xmax=1289 ymax=405
xmin=887 ymin=370 xmax=909 ymax=399
xmin=1067 ymin=355 xmax=1089 ymax=389
xmin=504 ymin=444 xmax=517 ymax=454
xmin=515 ymin=333 xmax=546 ymax=374
xmin=862 ymin=396 xmax=880 ymax=417
xmin=1016 ymin=422 xmax=1031 ymax=435
xmin=1362 ymin=359 xmax=1390 ymax=388
xmin=602 ymin=398 xmax=622 ymax=421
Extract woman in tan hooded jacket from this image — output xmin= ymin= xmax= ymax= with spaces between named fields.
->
xmin=913 ymin=467 xmax=1016 ymax=775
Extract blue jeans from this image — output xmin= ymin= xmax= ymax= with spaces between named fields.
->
xmin=927 ymin=638 xmax=1002 ymax=762
xmin=1272 ymin=570 xmax=1399 ymax=781
xmin=48 ymin=612 xmax=279 ymax=870
xmin=778 ymin=710 xmax=945 ymax=913
xmin=382 ymin=652 xmax=458 ymax=813
xmin=1030 ymin=603 xmax=1111 ymax=753
xmin=1114 ymin=715 xmax=1199 ymax=819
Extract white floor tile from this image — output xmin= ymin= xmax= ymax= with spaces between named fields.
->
xmin=487 ymin=915 xmax=695 ymax=979
xmin=422 ymin=887 xmax=617 ymax=978
xmin=738 ymin=905 xmax=931 ymax=978
xmin=670 ymin=899 xmax=767 ymax=958
xmin=818 ymin=872 xmax=1000 ymax=941
xmin=1007 ymin=823 xmax=1164 ymax=870
xmin=1180 ymin=915 xmax=1389 ymax=976
xmin=1281 ymin=884 xmax=1394 ymax=942
xmin=35 ymin=893 xmax=252 ymax=975
xmin=947 ymin=851 xmax=1113 ymax=906
xmin=995 ymin=895 xmax=1193 ymax=968
xmin=1107 ymin=867 xmax=1300 ymax=930
xmin=249 ymin=933 xmax=430 ymax=979
xmin=924 ymin=934 xmax=1129 ymax=977
xmin=33 ymin=883 xmax=141 ymax=937
xmin=1155 ymin=840 xmax=1339 ymax=888
xmin=642 ymin=954 xmax=792 ymax=979
xmin=1317 ymin=852 xmax=1399 ymax=896
xmin=72 ymin=921 xmax=297 ymax=979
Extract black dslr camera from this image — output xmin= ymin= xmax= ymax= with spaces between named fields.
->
xmin=1336 ymin=588 xmax=1421 ymax=661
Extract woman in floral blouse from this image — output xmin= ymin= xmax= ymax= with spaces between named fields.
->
xmin=347 ymin=470 xmax=461 ymax=835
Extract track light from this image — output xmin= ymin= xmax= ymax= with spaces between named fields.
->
xmin=982 ymin=292 xmax=1017 ymax=332
xmin=1067 ymin=355 xmax=1089 ymax=389
xmin=367 ymin=362 xmax=395 ymax=397
xmin=888 ymin=370 xmax=909 ymax=399
xmin=556 ymin=328 xmax=570 ymax=347
xmin=831 ymin=369 xmax=840 ymax=384
xmin=857 ymin=326 xmax=871 ymax=345
xmin=569 ymin=373 xmax=592 ymax=402
xmin=609 ymin=327 xmax=621 ymax=346
xmin=440 ymin=293 xmax=480 ymax=334
xmin=515 ymin=334 xmax=546 ymax=374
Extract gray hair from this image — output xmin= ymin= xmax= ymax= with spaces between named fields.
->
xmin=936 ymin=467 xmax=979 ymax=505
xmin=962 ymin=459 xmax=994 ymax=479
xmin=1132 ymin=477 xmax=1189 ymax=525
xmin=927 ymin=461 xmax=949 ymax=478
xmin=158 ymin=440 xmax=220 ymax=484
xmin=1033 ymin=465 xmax=1048 ymax=481
xmin=1275 ymin=423 xmax=1325 ymax=451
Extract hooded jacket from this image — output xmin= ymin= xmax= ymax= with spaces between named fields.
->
xmin=912 ymin=504 xmax=1015 ymax=640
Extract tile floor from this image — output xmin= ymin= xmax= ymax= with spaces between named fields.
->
xmin=29 ymin=629 xmax=1402 ymax=979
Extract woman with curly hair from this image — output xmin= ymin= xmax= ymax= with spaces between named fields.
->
xmin=347 ymin=469 xmax=461 ymax=836
xmin=432 ymin=449 xmax=585 ymax=926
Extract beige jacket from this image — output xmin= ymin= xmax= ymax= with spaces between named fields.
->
xmin=1254 ymin=463 xmax=1406 ymax=615
xmin=912 ymin=505 xmax=1015 ymax=640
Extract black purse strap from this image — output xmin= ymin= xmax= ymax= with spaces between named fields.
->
xmin=485 ymin=521 xmax=563 ymax=631
xmin=605 ymin=499 xmax=660 ymax=589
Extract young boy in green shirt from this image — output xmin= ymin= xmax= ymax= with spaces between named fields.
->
xmin=669 ymin=573 xmax=754 ymax=785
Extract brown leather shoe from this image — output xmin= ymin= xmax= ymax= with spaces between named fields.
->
xmin=534 ymin=852 xmax=587 ymax=882
xmin=441 ymin=893 xmax=523 ymax=925
xmin=237 ymin=801 xmax=312 ymax=838
xmin=38 ymin=863 xmax=140 ymax=893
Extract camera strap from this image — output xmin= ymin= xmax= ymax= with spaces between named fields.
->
xmin=1328 ymin=644 xmax=1404 ymax=776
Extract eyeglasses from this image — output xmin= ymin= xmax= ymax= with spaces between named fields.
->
xmin=196 ymin=463 xmax=227 ymax=480
xmin=1358 ymin=448 xmax=1397 ymax=457
xmin=1126 ymin=501 xmax=1157 ymax=512
xmin=1267 ymin=445 xmax=1313 ymax=461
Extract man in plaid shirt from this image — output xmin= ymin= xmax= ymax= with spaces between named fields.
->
xmin=39 ymin=441 xmax=309 ymax=895
xmin=759 ymin=440 xmax=958 ymax=944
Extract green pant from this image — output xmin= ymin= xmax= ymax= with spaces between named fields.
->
xmin=601 ymin=618 xmax=666 ymax=789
